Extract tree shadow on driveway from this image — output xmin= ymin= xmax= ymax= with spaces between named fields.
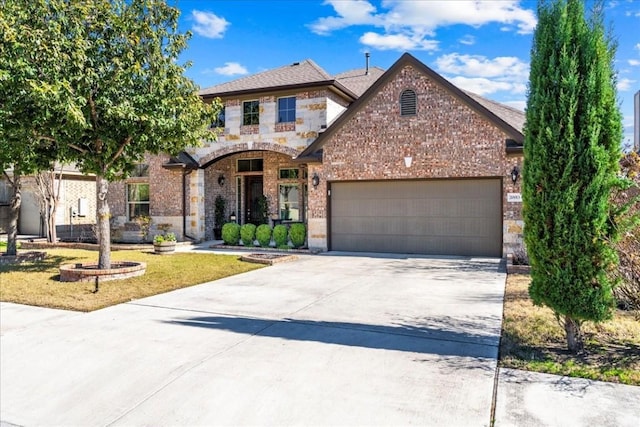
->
xmin=163 ymin=315 xmax=500 ymax=359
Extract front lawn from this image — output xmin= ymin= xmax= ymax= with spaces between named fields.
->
xmin=0 ymin=248 xmax=263 ymax=311
xmin=500 ymin=274 xmax=640 ymax=385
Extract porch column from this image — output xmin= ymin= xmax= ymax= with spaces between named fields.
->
xmin=188 ymin=169 xmax=206 ymax=240
xmin=307 ymin=164 xmax=328 ymax=252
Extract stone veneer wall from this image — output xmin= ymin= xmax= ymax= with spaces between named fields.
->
xmin=307 ymin=64 xmax=524 ymax=255
xmin=189 ymin=89 xmax=346 ymax=163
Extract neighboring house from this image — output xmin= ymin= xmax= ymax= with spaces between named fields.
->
xmin=108 ymin=53 xmax=525 ymax=257
xmin=0 ymin=166 xmax=97 ymax=239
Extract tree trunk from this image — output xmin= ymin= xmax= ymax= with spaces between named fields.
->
xmin=48 ymin=193 xmax=57 ymax=243
xmin=6 ymin=174 xmax=21 ymax=256
xmin=564 ymin=316 xmax=584 ymax=354
xmin=96 ymin=174 xmax=111 ymax=269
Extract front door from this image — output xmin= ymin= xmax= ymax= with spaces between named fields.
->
xmin=245 ymin=175 xmax=263 ymax=225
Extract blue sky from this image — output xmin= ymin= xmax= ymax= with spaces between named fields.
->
xmin=174 ymin=0 xmax=640 ymax=148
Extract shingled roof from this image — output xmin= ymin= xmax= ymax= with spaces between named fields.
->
xmin=464 ymin=91 xmax=525 ymax=134
xmin=199 ymin=59 xmax=358 ymax=99
xmin=335 ymin=67 xmax=386 ymax=97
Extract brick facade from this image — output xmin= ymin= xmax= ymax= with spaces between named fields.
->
xmin=108 ymin=153 xmax=187 ymax=241
xmin=307 ymin=64 xmax=524 ymax=255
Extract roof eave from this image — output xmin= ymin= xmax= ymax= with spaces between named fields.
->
xmin=200 ymin=80 xmax=358 ymax=102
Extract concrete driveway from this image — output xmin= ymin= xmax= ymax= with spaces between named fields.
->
xmin=1 ymin=253 xmax=506 ymax=426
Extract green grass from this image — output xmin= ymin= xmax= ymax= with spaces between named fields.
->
xmin=500 ymin=274 xmax=640 ymax=385
xmin=0 ymin=248 xmax=263 ymax=311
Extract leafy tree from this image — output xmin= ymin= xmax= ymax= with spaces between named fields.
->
xmin=2 ymin=0 xmax=218 ymax=266
xmin=0 ymin=0 xmax=69 ymax=255
xmin=523 ymin=0 xmax=624 ymax=353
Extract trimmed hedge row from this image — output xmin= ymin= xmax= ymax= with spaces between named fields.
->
xmin=222 ymin=222 xmax=306 ymax=249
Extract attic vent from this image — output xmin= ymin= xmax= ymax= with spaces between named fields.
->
xmin=292 ymin=62 xmax=300 ymax=66
xmin=400 ymin=89 xmax=417 ymax=116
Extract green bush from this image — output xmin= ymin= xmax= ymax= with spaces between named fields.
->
xmin=289 ymin=223 xmax=306 ymax=248
xmin=240 ymin=223 xmax=257 ymax=246
xmin=221 ymin=222 xmax=240 ymax=245
xmin=273 ymin=224 xmax=288 ymax=247
xmin=256 ymin=224 xmax=272 ymax=247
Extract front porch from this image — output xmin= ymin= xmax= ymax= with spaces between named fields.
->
xmin=200 ymin=144 xmax=309 ymax=241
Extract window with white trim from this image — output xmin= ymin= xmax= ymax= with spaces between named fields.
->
xmin=279 ymin=184 xmax=299 ymax=221
xmin=127 ymin=183 xmax=149 ymax=220
xmin=277 ymin=96 xmax=296 ymax=123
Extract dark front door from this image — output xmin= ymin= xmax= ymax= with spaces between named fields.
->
xmin=245 ymin=175 xmax=263 ymax=225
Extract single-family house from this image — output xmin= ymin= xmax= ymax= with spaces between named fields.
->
xmin=107 ymin=53 xmax=525 ymax=256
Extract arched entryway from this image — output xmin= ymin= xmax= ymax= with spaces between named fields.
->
xmin=201 ymin=144 xmax=307 ymax=240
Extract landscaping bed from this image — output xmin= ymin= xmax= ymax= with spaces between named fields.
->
xmin=500 ymin=274 xmax=640 ymax=385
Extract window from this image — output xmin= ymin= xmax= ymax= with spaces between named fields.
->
xmin=132 ymin=163 xmax=149 ymax=177
xmin=237 ymin=158 xmax=263 ymax=172
xmin=127 ymin=183 xmax=149 ymax=220
xmin=400 ymin=89 xmax=417 ymax=116
xmin=211 ymin=106 xmax=225 ymax=129
xmin=277 ymin=96 xmax=296 ymax=123
xmin=0 ymin=179 xmax=12 ymax=204
xmin=243 ymin=100 xmax=259 ymax=125
xmin=279 ymin=184 xmax=299 ymax=221
xmin=279 ymin=168 xmax=300 ymax=179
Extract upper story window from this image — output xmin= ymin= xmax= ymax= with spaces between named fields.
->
xmin=277 ymin=96 xmax=296 ymax=123
xmin=400 ymin=89 xmax=417 ymax=116
xmin=211 ymin=106 xmax=225 ymax=129
xmin=243 ymin=100 xmax=259 ymax=125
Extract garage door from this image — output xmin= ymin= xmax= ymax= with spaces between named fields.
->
xmin=330 ymin=179 xmax=502 ymax=257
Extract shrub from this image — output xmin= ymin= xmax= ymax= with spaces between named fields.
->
xmin=221 ymin=222 xmax=240 ymax=245
xmin=289 ymin=223 xmax=306 ymax=248
xmin=256 ymin=224 xmax=272 ymax=247
xmin=273 ymin=224 xmax=288 ymax=247
xmin=240 ymin=223 xmax=257 ymax=246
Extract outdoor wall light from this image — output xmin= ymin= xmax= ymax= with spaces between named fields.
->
xmin=229 ymin=212 xmax=237 ymax=222
xmin=312 ymin=173 xmax=320 ymax=188
xmin=511 ymin=166 xmax=520 ymax=184
xmin=218 ymin=174 xmax=225 ymax=186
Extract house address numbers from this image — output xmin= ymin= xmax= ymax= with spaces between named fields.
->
xmin=507 ymin=193 xmax=522 ymax=203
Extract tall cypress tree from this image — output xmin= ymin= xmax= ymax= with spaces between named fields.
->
xmin=523 ymin=0 xmax=623 ymax=353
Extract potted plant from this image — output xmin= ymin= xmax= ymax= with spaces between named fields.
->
xmin=214 ymin=195 xmax=226 ymax=240
xmin=153 ymin=232 xmax=176 ymax=254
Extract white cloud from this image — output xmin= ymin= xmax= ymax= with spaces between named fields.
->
xmin=212 ymin=62 xmax=249 ymax=76
xmin=459 ymin=35 xmax=476 ymax=46
xmin=448 ymin=76 xmax=514 ymax=96
xmin=192 ymin=11 xmax=229 ymax=39
xmin=628 ymin=59 xmax=640 ymax=66
xmin=617 ymin=78 xmax=635 ymax=91
xmin=360 ymin=32 xmax=438 ymax=51
xmin=435 ymin=53 xmax=529 ymax=96
xmin=636 ymin=43 xmax=640 ymax=51
xmin=309 ymin=0 xmax=537 ymax=51
xmin=436 ymin=53 xmax=529 ymax=79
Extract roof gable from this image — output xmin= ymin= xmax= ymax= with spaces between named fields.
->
xmin=297 ymin=53 xmax=524 ymax=161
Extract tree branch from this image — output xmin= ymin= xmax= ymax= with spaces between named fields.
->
xmin=68 ymin=143 xmax=88 ymax=154
xmin=104 ymin=136 xmax=132 ymax=170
